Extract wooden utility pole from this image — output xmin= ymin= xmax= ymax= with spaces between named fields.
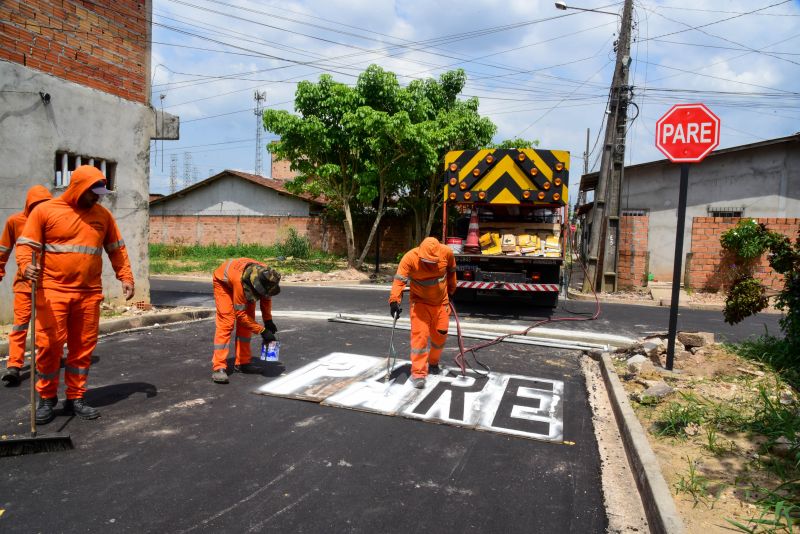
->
xmin=582 ymin=0 xmax=634 ymax=293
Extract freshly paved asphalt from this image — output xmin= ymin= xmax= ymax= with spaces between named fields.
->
xmin=151 ymin=277 xmax=783 ymax=343
xmin=1 ymin=316 xmax=603 ymax=532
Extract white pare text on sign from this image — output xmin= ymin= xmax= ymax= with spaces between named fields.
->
xmin=655 ymin=103 xmax=720 ymax=163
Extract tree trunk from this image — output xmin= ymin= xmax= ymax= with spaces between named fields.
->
xmin=342 ymin=200 xmax=357 ymax=267
xmin=356 ymin=180 xmax=387 ymax=269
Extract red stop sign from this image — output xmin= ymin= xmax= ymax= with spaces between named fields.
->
xmin=655 ymin=103 xmax=720 ymax=163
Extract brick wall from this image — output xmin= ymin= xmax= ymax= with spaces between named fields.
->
xmin=271 ymin=158 xmax=297 ymax=182
xmin=149 ymin=215 xmax=414 ymax=260
xmin=617 ymin=215 xmax=649 ymax=288
xmin=687 ymin=217 xmax=800 ymax=291
xmin=0 ymin=0 xmax=148 ymax=103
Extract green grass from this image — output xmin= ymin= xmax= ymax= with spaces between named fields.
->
xmin=149 ymin=241 xmax=345 ymax=275
xmin=727 ymin=335 xmax=800 ymax=391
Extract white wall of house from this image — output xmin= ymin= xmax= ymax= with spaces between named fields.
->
xmin=0 ymin=61 xmax=155 ymax=322
xmin=149 ymin=175 xmax=313 ymax=216
xmin=618 ymin=138 xmax=800 ymax=281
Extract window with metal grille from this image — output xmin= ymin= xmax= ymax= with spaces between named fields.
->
xmin=621 ymin=209 xmax=648 ymax=217
xmin=707 ymin=206 xmax=743 ymax=218
xmin=53 ymin=152 xmax=116 ymax=190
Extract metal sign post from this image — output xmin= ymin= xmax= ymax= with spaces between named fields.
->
xmin=655 ymin=103 xmax=721 ymax=371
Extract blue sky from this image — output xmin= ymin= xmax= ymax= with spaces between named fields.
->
xmin=149 ymin=0 xmax=800 ymax=195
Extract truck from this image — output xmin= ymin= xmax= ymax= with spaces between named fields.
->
xmin=442 ymin=148 xmax=569 ymax=307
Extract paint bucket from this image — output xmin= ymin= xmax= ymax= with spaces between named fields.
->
xmin=445 ymin=237 xmax=464 ymax=254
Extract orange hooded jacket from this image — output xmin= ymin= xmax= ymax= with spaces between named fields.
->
xmin=16 ymin=166 xmax=134 ymax=293
xmin=212 ymin=257 xmax=273 ymax=335
xmin=0 ymin=185 xmax=52 ymax=292
xmin=389 ymin=237 xmax=457 ymax=306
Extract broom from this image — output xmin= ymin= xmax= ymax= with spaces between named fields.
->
xmin=0 ymin=251 xmax=73 ymax=456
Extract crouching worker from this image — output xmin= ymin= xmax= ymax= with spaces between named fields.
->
xmin=388 ymin=237 xmax=456 ymax=389
xmin=211 ymin=258 xmax=280 ymax=384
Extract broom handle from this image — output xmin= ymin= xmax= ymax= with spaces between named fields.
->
xmin=29 ymin=251 xmax=37 ymax=438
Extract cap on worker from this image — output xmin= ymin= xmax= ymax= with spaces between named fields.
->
xmin=250 ymin=265 xmax=281 ymax=297
xmin=419 ymin=237 xmax=441 ymax=264
xmin=90 ymin=180 xmax=112 ymax=195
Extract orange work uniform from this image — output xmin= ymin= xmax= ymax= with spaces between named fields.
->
xmin=0 ymin=185 xmax=52 ymax=370
xmin=16 ymin=167 xmax=134 ymax=400
xmin=211 ymin=258 xmax=273 ymax=371
xmin=389 ymin=237 xmax=457 ymax=378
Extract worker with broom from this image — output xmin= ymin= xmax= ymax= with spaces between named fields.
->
xmin=389 ymin=237 xmax=457 ymax=389
xmin=17 ymin=165 xmax=134 ymax=424
xmin=1 ymin=185 xmax=52 ymax=386
xmin=210 ymin=258 xmax=281 ymax=384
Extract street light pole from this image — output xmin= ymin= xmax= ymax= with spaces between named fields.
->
xmin=579 ymin=0 xmax=634 ymax=293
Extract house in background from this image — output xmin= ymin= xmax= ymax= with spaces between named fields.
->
xmin=577 ymin=133 xmax=800 ymax=290
xmin=0 ymin=0 xmax=178 ymax=322
xmin=149 ymin=170 xmax=339 ymax=249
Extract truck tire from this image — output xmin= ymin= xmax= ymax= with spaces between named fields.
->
xmin=532 ymin=292 xmax=559 ymax=308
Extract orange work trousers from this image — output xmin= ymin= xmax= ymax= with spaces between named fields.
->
xmin=34 ymin=289 xmax=102 ymax=399
xmin=7 ymin=291 xmax=32 ymax=369
xmin=409 ymin=301 xmax=450 ymax=378
xmin=212 ymin=278 xmax=256 ymax=371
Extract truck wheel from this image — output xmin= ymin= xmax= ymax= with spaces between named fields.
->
xmin=531 ymin=292 xmax=559 ymax=308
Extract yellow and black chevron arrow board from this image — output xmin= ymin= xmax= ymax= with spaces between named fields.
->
xmin=444 ymin=148 xmax=569 ymax=205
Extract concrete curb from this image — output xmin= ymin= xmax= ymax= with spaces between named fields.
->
xmin=0 ymin=308 xmax=216 ymax=356
xmin=567 ymin=288 xmax=784 ymax=314
xmin=150 ymin=274 xmax=390 ymax=288
xmin=599 ymin=353 xmax=685 ymax=534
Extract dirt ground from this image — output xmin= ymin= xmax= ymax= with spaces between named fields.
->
xmin=614 ymin=339 xmax=799 ymax=532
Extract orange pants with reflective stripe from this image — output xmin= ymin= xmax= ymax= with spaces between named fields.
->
xmin=34 ymin=289 xmax=102 ymax=399
xmin=7 ymin=291 xmax=32 ymax=369
xmin=212 ymin=278 xmax=256 ymax=371
xmin=409 ymin=301 xmax=450 ymax=378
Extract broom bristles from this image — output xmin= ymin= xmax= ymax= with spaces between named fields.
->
xmin=0 ymin=434 xmax=74 ymax=457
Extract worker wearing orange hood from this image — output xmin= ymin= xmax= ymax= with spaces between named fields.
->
xmin=0 ymin=185 xmax=53 ymax=386
xmin=389 ymin=237 xmax=457 ymax=389
xmin=17 ymin=165 xmax=134 ymax=424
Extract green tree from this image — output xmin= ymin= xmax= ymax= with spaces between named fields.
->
xmin=720 ymin=219 xmax=800 ymax=351
xmin=491 ymin=138 xmax=540 ymax=149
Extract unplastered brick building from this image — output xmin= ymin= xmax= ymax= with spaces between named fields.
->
xmin=577 ymin=134 xmax=800 ymax=290
xmin=0 ymin=0 xmax=178 ymax=321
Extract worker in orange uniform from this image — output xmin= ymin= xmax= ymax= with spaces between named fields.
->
xmin=211 ymin=258 xmax=281 ymax=384
xmin=17 ymin=165 xmax=134 ymax=424
xmin=389 ymin=237 xmax=457 ymax=389
xmin=0 ymin=185 xmax=53 ymax=386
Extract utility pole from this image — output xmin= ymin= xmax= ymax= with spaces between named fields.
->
xmin=183 ymin=152 xmax=193 ymax=189
xmin=582 ymin=0 xmax=634 ymax=293
xmin=254 ymin=90 xmax=266 ymax=176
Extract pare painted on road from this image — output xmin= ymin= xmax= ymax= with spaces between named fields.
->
xmin=254 ymin=352 xmax=564 ymax=442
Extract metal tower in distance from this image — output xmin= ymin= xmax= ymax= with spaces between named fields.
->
xmin=183 ymin=152 xmax=193 ymax=189
xmin=254 ymin=90 xmax=266 ymax=176
xmin=169 ymin=154 xmax=178 ymax=194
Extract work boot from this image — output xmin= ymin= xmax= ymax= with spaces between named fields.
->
xmin=35 ymin=397 xmax=57 ymax=424
xmin=411 ymin=376 xmax=426 ymax=389
xmin=233 ymin=363 xmax=262 ymax=374
xmin=429 ymin=364 xmax=442 ymax=375
xmin=212 ymin=368 xmax=229 ymax=384
xmin=64 ymin=398 xmax=100 ymax=420
xmin=1 ymin=366 xmax=21 ymax=386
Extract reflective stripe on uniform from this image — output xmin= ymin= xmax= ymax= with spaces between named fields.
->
xmin=447 ymin=267 xmax=456 ymax=273
xmin=393 ymin=274 xmax=409 ymax=283
xmin=431 ymin=339 xmax=446 ymax=350
xmin=0 ymin=245 xmax=10 ymax=253
xmin=223 ymin=260 xmax=234 ymax=282
xmin=213 ymin=343 xmax=229 ymax=350
xmin=410 ymin=274 xmax=446 ymax=286
xmin=38 ymin=370 xmax=59 ymax=380
xmin=44 ymin=243 xmax=102 ymax=255
xmin=11 ymin=324 xmax=28 ymax=332
xmin=236 ymin=336 xmax=251 ymax=343
xmin=16 ymin=237 xmax=42 ymax=249
xmin=410 ymin=346 xmax=429 ymax=355
xmin=65 ymin=366 xmax=90 ymax=376
xmin=105 ymin=239 xmax=125 ymax=252
xmin=233 ymin=304 xmax=247 ymax=311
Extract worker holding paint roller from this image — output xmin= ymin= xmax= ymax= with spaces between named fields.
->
xmin=389 ymin=237 xmax=457 ymax=389
xmin=211 ymin=258 xmax=281 ymax=384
